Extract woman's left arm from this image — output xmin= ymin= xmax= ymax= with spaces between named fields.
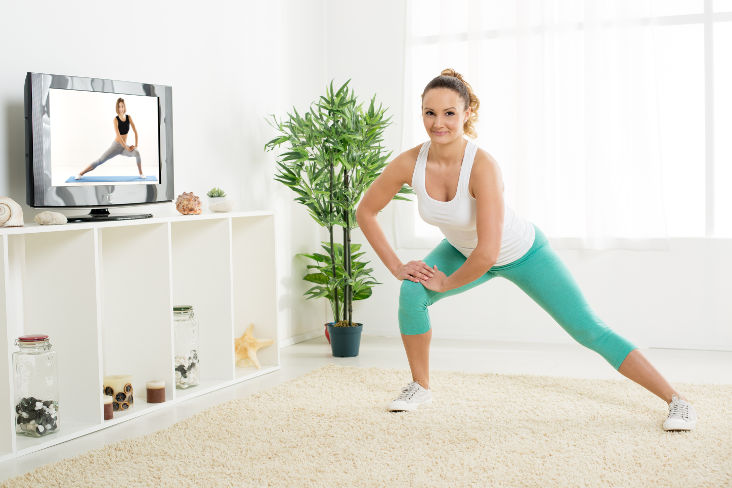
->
xmin=423 ymin=151 xmax=504 ymax=293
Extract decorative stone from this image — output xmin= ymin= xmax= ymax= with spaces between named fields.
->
xmin=15 ymin=396 xmax=58 ymax=437
xmin=175 ymin=192 xmax=202 ymax=215
xmin=0 ymin=197 xmax=23 ymax=227
xmin=235 ymin=323 xmax=274 ymax=369
xmin=34 ymin=211 xmax=67 ymax=225
xmin=174 ymin=350 xmax=199 ymax=388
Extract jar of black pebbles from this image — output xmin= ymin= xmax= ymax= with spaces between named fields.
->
xmin=13 ymin=335 xmax=60 ymax=437
xmin=173 ymin=305 xmax=199 ymax=389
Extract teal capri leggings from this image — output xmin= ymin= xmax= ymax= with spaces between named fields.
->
xmin=398 ymin=224 xmax=637 ymax=370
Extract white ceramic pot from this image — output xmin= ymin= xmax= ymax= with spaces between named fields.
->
xmin=207 ymin=196 xmax=232 ymax=212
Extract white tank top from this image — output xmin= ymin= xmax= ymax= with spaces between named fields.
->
xmin=412 ymin=140 xmax=535 ymax=266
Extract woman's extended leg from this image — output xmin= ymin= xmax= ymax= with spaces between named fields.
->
xmin=77 ymin=163 xmax=94 ymax=178
xmin=77 ymin=141 xmax=124 ymax=178
xmin=495 ymin=226 xmax=687 ymax=403
xmin=617 ymin=349 xmax=685 ymax=402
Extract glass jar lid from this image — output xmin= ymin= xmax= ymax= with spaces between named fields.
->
xmin=173 ymin=305 xmax=195 ymax=319
xmin=16 ymin=335 xmax=51 ymax=349
xmin=17 ymin=334 xmax=49 ymax=343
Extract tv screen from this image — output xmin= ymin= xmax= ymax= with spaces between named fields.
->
xmin=25 ymin=72 xmax=174 ymax=220
xmin=49 ymin=88 xmax=160 ymax=185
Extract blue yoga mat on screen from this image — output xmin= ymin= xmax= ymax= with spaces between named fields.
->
xmin=66 ymin=176 xmax=155 ymax=183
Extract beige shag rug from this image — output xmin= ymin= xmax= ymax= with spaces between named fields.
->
xmin=2 ymin=364 xmax=731 ymax=488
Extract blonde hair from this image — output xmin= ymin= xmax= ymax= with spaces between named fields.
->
xmin=421 ymin=68 xmax=480 ymax=138
xmin=116 ymin=98 xmax=126 ymax=115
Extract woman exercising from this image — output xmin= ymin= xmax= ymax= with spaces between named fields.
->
xmin=355 ymin=68 xmax=697 ymax=431
xmin=76 ymin=98 xmax=144 ymax=180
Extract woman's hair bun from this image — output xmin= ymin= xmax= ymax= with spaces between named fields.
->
xmin=440 ymin=68 xmax=465 ymax=83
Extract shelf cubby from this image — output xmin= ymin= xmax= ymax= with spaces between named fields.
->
xmin=171 ymin=218 xmax=235 ymax=389
xmin=231 ymin=216 xmax=279 ymax=376
xmin=99 ymin=223 xmax=175 ymax=407
xmin=7 ymin=230 xmax=102 ymax=435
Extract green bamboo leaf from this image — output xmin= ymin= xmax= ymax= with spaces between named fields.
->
xmin=303 ymin=273 xmax=329 ymax=284
xmin=352 ymin=287 xmax=372 ymax=300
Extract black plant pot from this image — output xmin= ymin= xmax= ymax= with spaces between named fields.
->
xmin=326 ymin=322 xmax=362 ymax=357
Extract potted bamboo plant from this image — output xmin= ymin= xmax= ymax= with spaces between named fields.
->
xmin=265 ymin=80 xmax=413 ymax=357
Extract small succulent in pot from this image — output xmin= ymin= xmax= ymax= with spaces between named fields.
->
xmin=206 ymin=187 xmax=232 ymax=212
xmin=206 ymin=187 xmax=226 ymax=198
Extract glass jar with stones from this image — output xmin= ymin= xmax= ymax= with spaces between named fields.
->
xmin=173 ymin=305 xmax=199 ymax=388
xmin=12 ymin=335 xmax=60 ymax=437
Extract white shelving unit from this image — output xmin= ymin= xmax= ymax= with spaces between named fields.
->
xmin=0 ymin=211 xmax=279 ymax=459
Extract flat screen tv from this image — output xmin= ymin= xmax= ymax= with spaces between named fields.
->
xmin=24 ymin=72 xmax=174 ymax=222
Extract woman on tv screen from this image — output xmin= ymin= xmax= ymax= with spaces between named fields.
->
xmin=75 ymin=98 xmax=145 ymax=180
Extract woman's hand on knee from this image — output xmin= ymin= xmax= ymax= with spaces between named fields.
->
xmin=421 ymin=265 xmax=448 ymax=293
xmin=396 ymin=260 xmax=435 ymax=283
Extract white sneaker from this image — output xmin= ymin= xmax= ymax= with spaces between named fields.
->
xmin=139 ymin=174 xmax=146 ymax=179
xmin=663 ymin=394 xmax=698 ymax=431
xmin=75 ymin=174 xmax=82 ymax=180
xmin=387 ymin=381 xmax=432 ymax=412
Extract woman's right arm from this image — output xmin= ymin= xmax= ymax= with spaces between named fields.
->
xmin=356 ymin=149 xmax=435 ymax=283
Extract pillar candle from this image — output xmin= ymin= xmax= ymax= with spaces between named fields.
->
xmin=103 ymin=395 xmax=113 ymax=420
xmin=146 ymin=380 xmax=166 ymax=403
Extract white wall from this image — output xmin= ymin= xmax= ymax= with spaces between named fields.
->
xmin=2 ymin=0 xmax=730 ymax=351
xmin=325 ymin=1 xmax=732 ymax=351
xmin=0 ymin=0 xmax=330 ymax=344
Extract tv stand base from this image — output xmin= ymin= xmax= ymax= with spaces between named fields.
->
xmin=67 ymin=208 xmax=153 ymax=222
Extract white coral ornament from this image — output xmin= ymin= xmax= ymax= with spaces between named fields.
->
xmin=0 ymin=197 xmax=23 ymax=227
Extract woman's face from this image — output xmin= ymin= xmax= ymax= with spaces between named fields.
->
xmin=422 ymin=88 xmax=469 ymax=144
xmin=117 ymin=102 xmax=126 ymax=116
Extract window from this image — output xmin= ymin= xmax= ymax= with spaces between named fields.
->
xmin=397 ymin=1 xmax=732 ymax=250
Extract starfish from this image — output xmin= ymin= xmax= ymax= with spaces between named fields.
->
xmin=235 ymin=323 xmax=274 ymax=369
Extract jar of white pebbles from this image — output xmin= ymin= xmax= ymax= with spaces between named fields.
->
xmin=13 ymin=335 xmax=60 ymax=437
xmin=173 ymin=305 xmax=200 ymax=389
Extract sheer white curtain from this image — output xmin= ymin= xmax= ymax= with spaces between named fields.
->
xmin=396 ymin=0 xmax=671 ymax=251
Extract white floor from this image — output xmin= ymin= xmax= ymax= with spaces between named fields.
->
xmin=1 ymin=334 xmax=731 ymax=482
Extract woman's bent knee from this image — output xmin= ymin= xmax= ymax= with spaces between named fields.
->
xmin=399 ymin=280 xmax=430 ymax=308
xmin=398 ymin=280 xmax=431 ymax=335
